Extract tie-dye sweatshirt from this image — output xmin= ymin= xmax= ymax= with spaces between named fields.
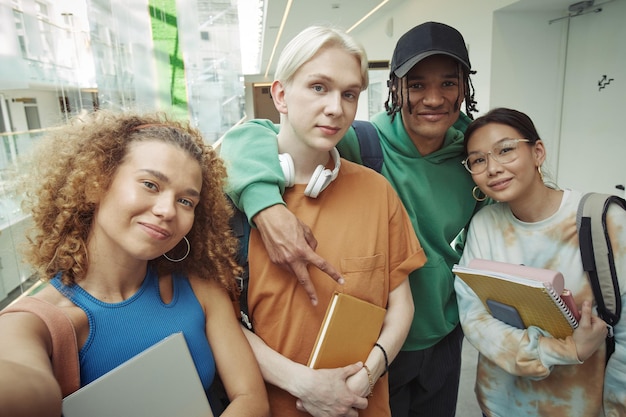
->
xmin=455 ymin=189 xmax=626 ymax=417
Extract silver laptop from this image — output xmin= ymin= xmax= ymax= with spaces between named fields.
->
xmin=62 ymin=332 xmax=214 ymax=417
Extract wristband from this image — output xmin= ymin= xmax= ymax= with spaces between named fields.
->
xmin=374 ymin=343 xmax=389 ymax=376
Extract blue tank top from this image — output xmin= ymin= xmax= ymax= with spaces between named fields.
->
xmin=50 ymin=268 xmax=216 ymax=390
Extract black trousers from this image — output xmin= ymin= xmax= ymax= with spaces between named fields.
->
xmin=388 ymin=324 xmax=464 ymax=417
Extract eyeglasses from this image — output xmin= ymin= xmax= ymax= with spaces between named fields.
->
xmin=462 ymin=139 xmax=531 ymax=174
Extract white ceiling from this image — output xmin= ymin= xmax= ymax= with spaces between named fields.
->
xmin=258 ymin=0 xmax=404 ymax=76
xmin=256 ymin=0 xmax=604 ymax=77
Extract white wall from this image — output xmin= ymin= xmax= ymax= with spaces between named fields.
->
xmin=489 ymin=10 xmax=568 ymax=180
xmin=557 ymin=0 xmax=626 ymax=195
xmin=490 ymin=1 xmax=626 ymax=194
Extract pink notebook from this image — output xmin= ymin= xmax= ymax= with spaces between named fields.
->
xmin=468 ymin=259 xmax=565 ymax=293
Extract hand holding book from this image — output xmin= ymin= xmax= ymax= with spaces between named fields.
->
xmin=307 ymin=292 xmax=386 ymax=369
xmin=571 ymin=300 xmax=609 ymax=361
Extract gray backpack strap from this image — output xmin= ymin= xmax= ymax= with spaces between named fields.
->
xmin=577 ymin=193 xmax=622 ymax=323
xmin=576 ymin=192 xmax=624 ymax=359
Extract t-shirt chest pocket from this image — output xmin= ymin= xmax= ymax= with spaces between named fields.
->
xmin=340 ymin=253 xmax=386 ymax=306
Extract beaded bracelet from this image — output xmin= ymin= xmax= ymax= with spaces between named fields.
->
xmin=362 ymin=364 xmax=375 ymax=397
xmin=374 ymin=343 xmax=389 ymax=376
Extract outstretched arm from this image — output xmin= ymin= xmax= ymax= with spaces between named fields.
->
xmin=0 ymin=312 xmax=63 ymax=417
xmin=220 ymin=120 xmax=342 ymax=304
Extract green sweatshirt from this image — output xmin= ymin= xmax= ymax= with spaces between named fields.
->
xmin=220 ymin=111 xmax=485 ymax=350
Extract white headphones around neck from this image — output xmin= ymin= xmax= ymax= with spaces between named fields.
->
xmin=279 ymin=147 xmax=341 ymax=198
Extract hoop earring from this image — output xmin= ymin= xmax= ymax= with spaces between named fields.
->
xmin=472 ymin=186 xmax=487 ymax=202
xmin=537 ymin=165 xmax=544 ymax=183
xmin=163 ymin=236 xmax=190 ymax=262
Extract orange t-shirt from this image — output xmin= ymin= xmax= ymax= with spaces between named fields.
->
xmin=248 ymin=159 xmax=426 ymax=416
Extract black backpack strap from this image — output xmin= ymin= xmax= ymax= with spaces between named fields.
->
xmin=352 ymin=120 xmax=383 ymax=173
xmin=576 ymin=192 xmax=624 ymax=360
xmin=228 ymin=202 xmax=253 ymax=331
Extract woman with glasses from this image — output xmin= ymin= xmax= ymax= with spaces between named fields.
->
xmin=453 ymin=107 xmax=625 ymax=416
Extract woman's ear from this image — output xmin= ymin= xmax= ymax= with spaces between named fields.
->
xmin=270 ymin=80 xmax=288 ymax=115
xmin=534 ymin=139 xmax=547 ymax=166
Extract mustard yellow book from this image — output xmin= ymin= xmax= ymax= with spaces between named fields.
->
xmin=453 ymin=261 xmax=579 ymax=339
xmin=307 ymin=292 xmax=386 ymax=369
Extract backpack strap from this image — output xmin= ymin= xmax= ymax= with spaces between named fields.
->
xmin=352 ymin=120 xmax=383 ymax=173
xmin=228 ymin=203 xmax=253 ymax=331
xmin=576 ymin=192 xmax=624 ymax=359
xmin=0 ymin=296 xmax=80 ymax=396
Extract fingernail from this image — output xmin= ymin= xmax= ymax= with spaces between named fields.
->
xmin=338 ymin=277 xmax=345 ymax=285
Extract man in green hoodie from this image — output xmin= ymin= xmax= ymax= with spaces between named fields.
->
xmin=221 ymin=21 xmax=487 ymax=417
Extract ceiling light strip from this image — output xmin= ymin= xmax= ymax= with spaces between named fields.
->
xmin=347 ymin=0 xmax=389 ymax=33
xmin=264 ymin=0 xmax=294 ymax=78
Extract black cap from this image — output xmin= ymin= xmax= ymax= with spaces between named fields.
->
xmin=390 ymin=22 xmax=471 ymax=78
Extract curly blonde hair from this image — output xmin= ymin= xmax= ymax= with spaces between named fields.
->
xmin=21 ymin=110 xmax=241 ymax=294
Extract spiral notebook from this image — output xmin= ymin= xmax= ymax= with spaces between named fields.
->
xmin=453 ymin=259 xmax=579 ymax=339
xmin=62 ymin=332 xmax=213 ymax=417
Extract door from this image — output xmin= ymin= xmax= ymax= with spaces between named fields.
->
xmin=252 ymin=84 xmax=279 ymax=123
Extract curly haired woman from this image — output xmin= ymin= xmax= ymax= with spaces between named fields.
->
xmin=0 ymin=111 xmax=269 ymax=417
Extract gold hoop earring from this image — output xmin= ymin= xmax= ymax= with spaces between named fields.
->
xmin=163 ymin=236 xmax=190 ymax=262
xmin=537 ymin=165 xmax=544 ymax=183
xmin=472 ymin=186 xmax=486 ymax=202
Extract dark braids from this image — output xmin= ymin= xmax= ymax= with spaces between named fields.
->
xmin=463 ymin=68 xmax=479 ymax=117
xmin=384 ymin=76 xmax=403 ymax=116
xmin=384 ymin=63 xmax=478 ymax=122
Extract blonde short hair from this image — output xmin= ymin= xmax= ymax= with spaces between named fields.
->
xmin=274 ymin=25 xmax=369 ymax=90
